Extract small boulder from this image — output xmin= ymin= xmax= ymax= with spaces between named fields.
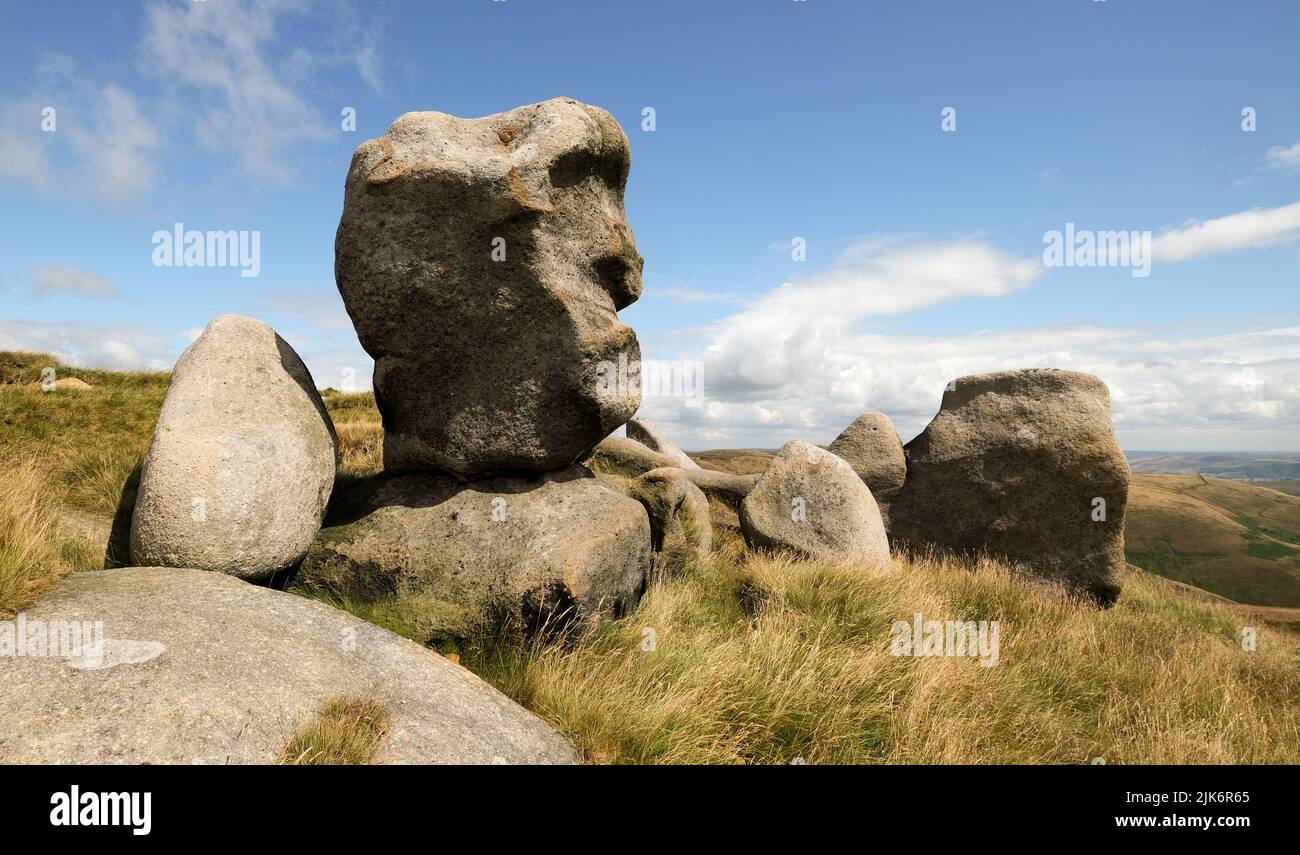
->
xmin=888 ymin=369 xmax=1130 ymax=606
xmin=296 ymin=466 xmax=651 ymax=637
xmin=626 ymin=417 xmax=701 ymax=470
xmin=739 ymin=440 xmax=890 ymax=563
xmin=129 ymin=315 xmax=337 ymax=580
xmin=628 ymin=467 xmax=713 ymax=580
xmin=827 ymin=412 xmax=906 ymax=500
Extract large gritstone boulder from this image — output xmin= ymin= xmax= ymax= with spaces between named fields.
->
xmin=129 ymin=315 xmax=337 ymax=580
xmin=295 ymin=466 xmax=651 ymax=638
xmin=888 ymin=369 xmax=1130 ymax=606
xmin=0 ymin=568 xmax=575 ymax=764
xmin=335 ymin=98 xmax=644 ymax=478
xmin=739 ymin=441 xmax=890 ymax=563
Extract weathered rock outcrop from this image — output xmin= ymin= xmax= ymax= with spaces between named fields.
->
xmin=335 ymin=98 xmax=643 ymax=478
xmin=0 ymin=568 xmax=575 ymax=764
xmin=628 ymin=467 xmax=713 ymax=579
xmin=129 ymin=315 xmax=337 ymax=580
xmin=739 ymin=440 xmax=890 ymax=563
xmin=626 ymin=417 xmax=701 ymax=470
xmin=888 ymin=369 xmax=1130 ymax=605
xmin=295 ymin=466 xmax=651 ymax=637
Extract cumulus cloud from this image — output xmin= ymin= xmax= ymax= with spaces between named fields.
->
xmin=632 ymin=237 xmax=1300 ymax=452
xmin=637 ymin=322 xmax=1300 ymax=452
xmin=29 ymin=266 xmax=118 ymax=299
xmin=0 ymin=320 xmax=176 ymax=371
xmin=1152 ymin=200 xmax=1300 ymax=261
xmin=1265 ymin=141 xmax=1300 ymax=172
xmin=698 ymin=240 xmax=1041 ymax=398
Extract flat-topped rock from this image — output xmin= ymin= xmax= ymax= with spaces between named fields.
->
xmin=0 ymin=568 xmax=576 ymax=764
xmin=889 ymin=369 xmax=1130 ymax=605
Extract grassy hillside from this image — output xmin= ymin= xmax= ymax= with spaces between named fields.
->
xmin=4 ymin=353 xmax=1300 ymax=762
xmin=1125 ymin=475 xmax=1300 ymax=607
xmin=1255 ymin=480 xmax=1300 ymax=498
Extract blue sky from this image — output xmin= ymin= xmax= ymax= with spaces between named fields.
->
xmin=2 ymin=0 xmax=1299 ymax=450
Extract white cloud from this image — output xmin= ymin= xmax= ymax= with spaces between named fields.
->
xmin=1152 ymin=200 xmax=1300 ymax=261
xmin=140 ymin=0 xmax=384 ymax=181
xmin=0 ymin=320 xmax=175 ymax=371
xmin=1265 ymin=141 xmax=1300 ymax=172
xmin=0 ymin=58 xmax=158 ymax=203
xmin=654 ymin=287 xmax=749 ymax=306
xmin=697 ymin=240 xmax=1040 ymax=397
xmin=632 ymin=237 xmax=1300 ymax=452
xmin=29 ymin=266 xmax=118 ymax=299
xmin=65 ymin=84 xmax=160 ymax=203
xmin=637 ymin=321 xmax=1300 ymax=453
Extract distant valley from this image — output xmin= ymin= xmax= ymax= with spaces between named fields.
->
xmin=1126 ymin=451 xmax=1300 ymax=482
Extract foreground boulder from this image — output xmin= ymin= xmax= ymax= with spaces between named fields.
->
xmin=336 ymin=98 xmax=644 ymax=478
xmin=0 ymin=568 xmax=575 ymax=764
xmin=739 ymin=441 xmax=890 ymax=563
xmin=627 ymin=418 xmax=701 ymax=470
xmin=296 ymin=466 xmax=651 ymax=637
xmin=129 ymin=315 xmax=337 ymax=580
xmin=628 ymin=467 xmax=713 ymax=580
xmin=888 ymin=369 xmax=1129 ymax=605
xmin=827 ymin=412 xmax=906 ymax=502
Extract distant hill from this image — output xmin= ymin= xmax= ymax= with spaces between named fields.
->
xmin=1124 ymin=475 xmax=1300 ymax=607
xmin=1127 ymin=451 xmax=1300 ymax=481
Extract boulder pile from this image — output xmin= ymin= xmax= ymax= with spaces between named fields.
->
xmin=303 ymin=98 xmax=697 ymax=635
xmin=97 ymin=98 xmax=1136 ymax=766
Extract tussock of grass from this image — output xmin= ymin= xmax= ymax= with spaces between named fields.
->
xmin=278 ymin=696 xmax=391 ymax=765
xmin=466 ymin=536 xmax=1300 ymax=764
xmin=334 ymin=420 xmax=383 ymax=492
xmin=0 ymin=458 xmax=78 ymax=615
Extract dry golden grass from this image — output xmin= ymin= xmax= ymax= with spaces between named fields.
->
xmin=0 ymin=457 xmax=80 ymax=616
xmin=469 ymin=524 xmax=1300 ymax=764
xmin=277 ymin=696 xmax=391 ymax=765
xmin=334 ymin=420 xmax=384 ymax=485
